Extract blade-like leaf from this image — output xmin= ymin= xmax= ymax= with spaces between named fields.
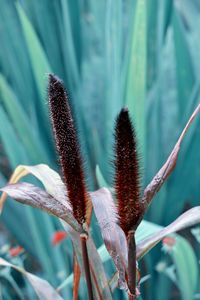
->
xmin=0 ymin=258 xmax=63 ymax=300
xmin=16 ymin=3 xmax=52 ymax=111
xmin=0 ymin=182 xmax=81 ymax=232
xmin=0 ymin=74 xmax=49 ymax=163
xmin=0 ymin=164 xmax=70 ymax=212
xmin=91 ymin=188 xmax=128 ymax=290
xmin=125 ymin=0 xmax=147 ymax=158
xmin=141 ymin=103 xmax=200 ymax=215
xmin=95 ymin=165 xmax=109 ymax=188
xmin=167 ymin=236 xmax=198 ymax=300
xmin=136 ymin=206 xmax=200 ymax=259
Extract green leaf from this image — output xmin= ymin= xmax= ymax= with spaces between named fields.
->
xmin=16 ymin=3 xmax=52 ymax=113
xmin=0 ymin=107 xmax=28 ymax=167
xmin=169 ymin=236 xmax=198 ymax=300
xmin=125 ymin=0 xmax=147 ymax=159
xmin=0 ymin=258 xmax=63 ymax=300
xmin=95 ymin=165 xmax=109 ymax=188
xmin=0 ymin=74 xmax=48 ymax=163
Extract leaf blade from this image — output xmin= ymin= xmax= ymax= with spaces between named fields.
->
xmin=141 ymin=103 xmax=200 ymax=214
xmin=136 ymin=206 xmax=200 ymax=259
xmin=0 ymin=182 xmax=81 ymax=232
xmin=0 ymin=258 xmax=63 ymax=300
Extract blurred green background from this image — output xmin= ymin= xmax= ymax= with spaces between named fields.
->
xmin=0 ymin=0 xmax=200 ymax=299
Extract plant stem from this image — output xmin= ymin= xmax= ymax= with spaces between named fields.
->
xmin=128 ymin=231 xmax=136 ymax=300
xmin=80 ymin=233 xmax=94 ymax=300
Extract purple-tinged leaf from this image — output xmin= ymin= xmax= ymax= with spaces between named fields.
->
xmin=0 ymin=182 xmax=81 ymax=232
xmin=136 ymin=206 xmax=200 ymax=259
xmin=0 ymin=258 xmax=63 ymax=300
xmin=91 ymin=188 xmax=128 ymax=290
xmin=0 ymin=164 xmax=71 ymax=212
xmin=61 ymin=221 xmax=113 ymax=300
xmin=24 ymin=164 xmax=70 ymax=208
xmin=141 ymin=103 xmax=200 ymax=218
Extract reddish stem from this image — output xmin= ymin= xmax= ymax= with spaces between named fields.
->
xmin=128 ymin=231 xmax=136 ymax=300
xmin=80 ymin=234 xmax=94 ymax=300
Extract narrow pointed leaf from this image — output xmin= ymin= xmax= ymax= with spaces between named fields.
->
xmin=95 ymin=165 xmax=109 ymax=188
xmin=16 ymin=3 xmax=52 ymax=108
xmin=162 ymin=236 xmax=198 ymax=300
xmin=0 ymin=182 xmax=81 ymax=232
xmin=125 ymin=0 xmax=146 ymax=158
xmin=136 ymin=206 xmax=200 ymax=259
xmin=0 ymin=74 xmax=49 ymax=163
xmin=141 ymin=103 xmax=200 ymax=215
xmin=91 ymin=188 xmax=128 ymax=290
xmin=0 ymin=258 xmax=63 ymax=300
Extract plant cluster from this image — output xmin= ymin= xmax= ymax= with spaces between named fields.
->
xmin=0 ymin=75 xmax=200 ymax=299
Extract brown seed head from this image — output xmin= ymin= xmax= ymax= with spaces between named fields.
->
xmin=114 ymin=108 xmax=141 ymax=235
xmin=48 ymin=74 xmax=89 ymax=225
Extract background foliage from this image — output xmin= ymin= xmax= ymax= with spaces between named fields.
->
xmin=0 ymin=0 xmax=200 ymax=299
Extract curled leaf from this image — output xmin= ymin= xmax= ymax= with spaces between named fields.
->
xmin=0 ymin=182 xmax=81 ymax=232
xmin=0 ymin=163 xmax=70 ymax=212
xmin=136 ymin=206 xmax=200 ymax=259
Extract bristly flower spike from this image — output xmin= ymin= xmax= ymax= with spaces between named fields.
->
xmin=114 ymin=107 xmax=141 ymax=236
xmin=48 ymin=74 xmax=89 ymax=225
xmin=115 ymin=108 xmax=142 ymax=298
xmin=48 ymin=74 xmax=94 ymax=299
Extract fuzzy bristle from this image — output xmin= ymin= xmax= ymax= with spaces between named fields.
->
xmin=114 ymin=108 xmax=141 ymax=235
xmin=48 ymin=74 xmax=88 ymax=225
